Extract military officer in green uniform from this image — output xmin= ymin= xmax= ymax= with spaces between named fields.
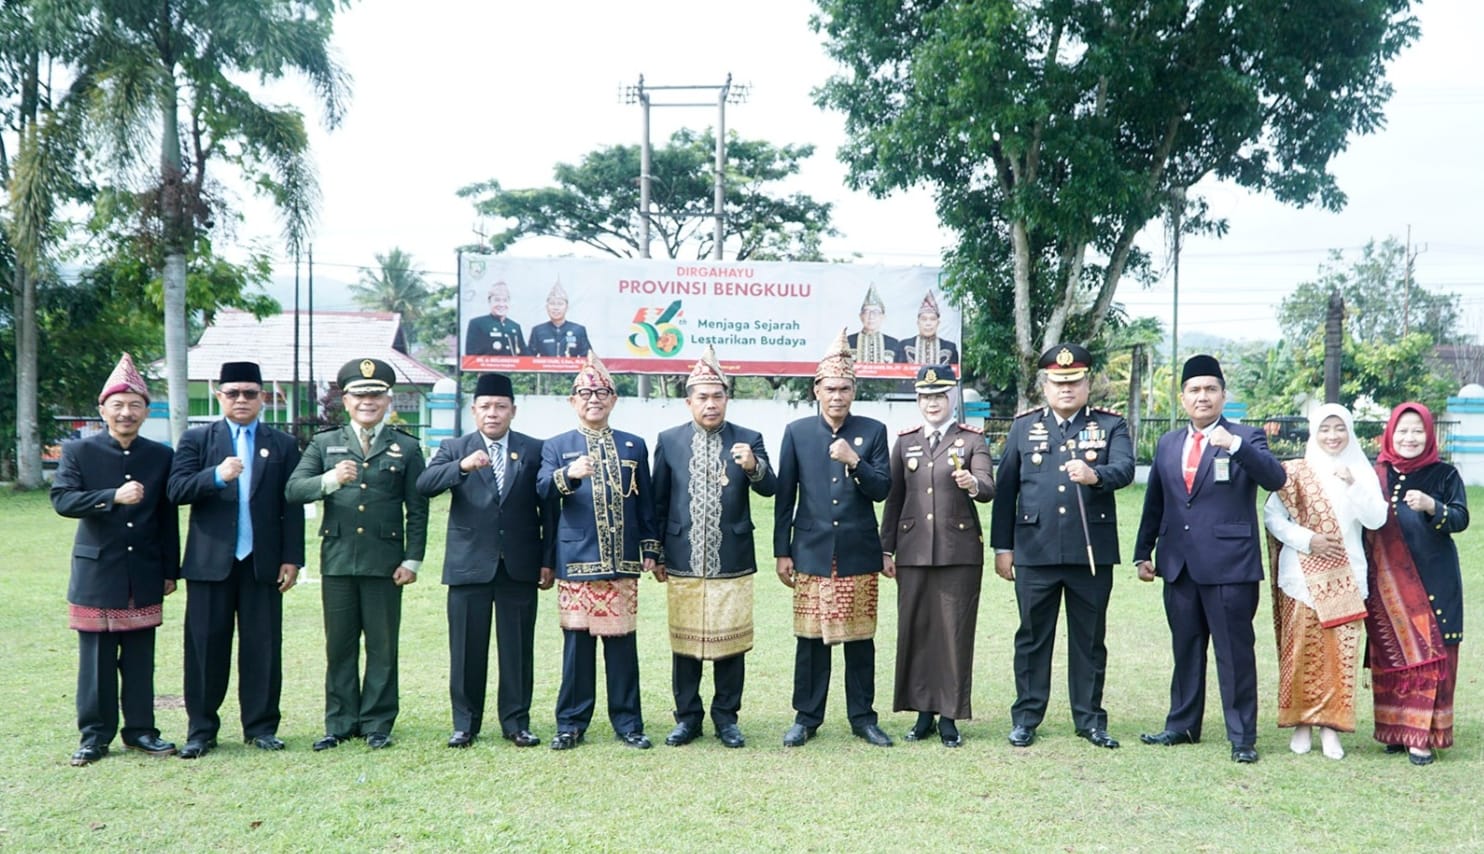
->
xmin=287 ymin=358 xmax=429 ymax=751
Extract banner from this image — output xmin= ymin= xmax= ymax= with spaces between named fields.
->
xmin=457 ymin=255 xmax=956 ymax=378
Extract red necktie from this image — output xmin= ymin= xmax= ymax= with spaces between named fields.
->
xmin=1183 ymin=431 xmax=1204 ymax=493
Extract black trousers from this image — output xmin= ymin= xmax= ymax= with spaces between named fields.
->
xmin=792 ymin=637 xmax=877 ymax=728
xmin=77 ymin=628 xmax=158 ymax=746
xmin=1011 ymin=563 xmax=1113 ymax=731
xmin=1162 ymin=572 xmax=1260 ymax=745
xmin=672 ymin=652 xmax=745 ymax=728
xmin=183 ymin=556 xmax=284 ymax=741
xmin=448 ymin=565 xmax=538 ymax=735
xmin=555 ymin=630 xmax=643 ymax=736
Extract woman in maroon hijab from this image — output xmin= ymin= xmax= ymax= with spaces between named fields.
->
xmin=1363 ymin=402 xmax=1469 ymax=766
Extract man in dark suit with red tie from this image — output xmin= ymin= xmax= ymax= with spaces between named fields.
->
xmin=417 ymin=373 xmax=556 ymax=748
xmin=168 ymin=361 xmax=304 ymax=758
xmin=1134 ymin=354 xmax=1287 ymax=763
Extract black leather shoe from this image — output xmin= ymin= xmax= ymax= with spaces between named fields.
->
xmin=618 ymin=731 xmax=652 ymax=749
xmin=717 ymin=724 xmax=745 ymax=748
xmin=904 ymin=716 xmax=938 ymax=742
xmin=312 ymin=734 xmax=351 ymax=752
xmin=247 ymin=735 xmax=284 ymax=751
xmin=123 ymin=734 xmax=177 ymax=756
xmin=505 ymin=730 xmax=541 ymax=748
xmin=1140 ymin=729 xmax=1198 ymax=746
xmin=178 ymin=738 xmax=218 ymax=759
xmin=665 ymin=721 xmax=700 ymax=746
xmin=939 ymin=723 xmax=963 ymax=749
xmin=447 ymin=731 xmax=475 ymax=748
xmin=1008 ymin=725 xmax=1037 ymax=747
xmin=1383 ymin=743 xmax=1407 ymax=755
xmin=1076 ymin=728 xmax=1121 ymax=749
xmin=1231 ymin=744 xmax=1259 ymax=763
xmin=852 ymin=723 xmax=894 ymax=747
xmin=782 ymin=723 xmax=817 ymax=747
xmin=550 ymin=731 xmax=583 ymax=751
xmin=70 ymin=744 xmax=109 ymax=766
xmin=365 ymin=732 xmax=392 ymax=750
xmin=1409 ymin=749 xmax=1435 ymax=766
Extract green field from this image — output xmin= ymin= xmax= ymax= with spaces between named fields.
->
xmin=1 ymin=485 xmax=1480 ymax=851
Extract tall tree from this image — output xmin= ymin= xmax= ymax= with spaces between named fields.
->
xmin=1278 ymin=237 xmax=1465 ymax=346
xmin=77 ymin=0 xmax=351 ymax=443
xmin=349 ymin=247 xmax=439 ymax=347
xmin=459 ymin=128 xmax=837 ymax=261
xmin=813 ymin=0 xmax=1420 ymax=405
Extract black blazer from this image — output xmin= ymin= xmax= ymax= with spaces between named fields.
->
xmin=417 ymin=429 xmax=556 ymax=585
xmin=652 ymin=420 xmax=777 ymax=577
xmin=168 ymin=419 xmax=306 ymax=583
xmin=51 ymin=432 xmax=180 ymax=609
xmin=773 ymin=413 xmax=891 ymax=577
xmin=990 ymin=406 xmax=1134 ymax=566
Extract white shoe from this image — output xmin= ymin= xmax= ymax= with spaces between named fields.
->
xmin=1319 ymin=727 xmax=1344 ymax=760
xmin=1289 ymin=725 xmax=1312 ymax=755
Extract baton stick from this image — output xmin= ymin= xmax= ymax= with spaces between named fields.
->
xmin=1066 ymin=439 xmax=1097 ymax=576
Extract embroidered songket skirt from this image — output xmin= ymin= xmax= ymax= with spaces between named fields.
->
xmin=667 ymin=575 xmax=753 ymax=660
xmin=793 ymin=570 xmax=878 ymax=644
xmin=558 ymin=578 xmax=638 ymax=637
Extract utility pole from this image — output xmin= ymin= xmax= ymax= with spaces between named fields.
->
xmin=1168 ymin=187 xmax=1185 ymax=430
xmin=1401 ymin=225 xmax=1428 ymax=338
xmin=620 ymin=74 xmax=750 ymax=396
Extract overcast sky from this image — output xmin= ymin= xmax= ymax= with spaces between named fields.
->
xmin=242 ymin=0 xmax=1484 ymax=345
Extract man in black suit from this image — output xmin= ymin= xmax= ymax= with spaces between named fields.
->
xmin=652 ymin=346 xmax=776 ymax=749
xmin=465 ymin=281 xmax=527 ymax=357
xmin=167 ymin=361 xmax=304 ymax=758
xmin=1134 ymin=354 xmax=1287 ymax=763
xmin=417 ymin=373 xmax=556 ymax=748
xmin=51 ymin=353 xmax=180 ymax=766
xmin=774 ymin=330 xmax=894 ymax=748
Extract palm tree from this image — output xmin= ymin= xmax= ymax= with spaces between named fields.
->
xmin=349 ymin=248 xmax=432 ymax=346
xmin=76 ymin=0 xmax=350 ymax=443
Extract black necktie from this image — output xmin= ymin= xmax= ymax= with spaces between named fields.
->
xmin=929 ymin=430 xmax=940 ymax=451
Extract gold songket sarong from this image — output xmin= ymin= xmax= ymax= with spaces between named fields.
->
xmin=667 ymin=576 xmax=754 ymax=660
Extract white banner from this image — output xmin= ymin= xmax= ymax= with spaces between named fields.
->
xmin=458 ymin=255 xmax=957 ymax=378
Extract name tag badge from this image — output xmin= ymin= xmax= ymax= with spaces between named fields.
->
xmin=327 ymin=446 xmax=349 ymax=455
xmin=1213 ymin=456 xmax=1231 ymax=483
xmin=562 ymin=451 xmax=581 ymax=460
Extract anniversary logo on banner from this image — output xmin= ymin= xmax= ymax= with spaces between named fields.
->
xmin=457 ymin=255 xmax=956 ymax=379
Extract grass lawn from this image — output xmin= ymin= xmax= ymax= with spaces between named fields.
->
xmin=1 ymin=484 xmax=1482 ymax=851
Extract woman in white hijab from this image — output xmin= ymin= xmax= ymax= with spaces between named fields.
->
xmin=1263 ymin=404 xmax=1387 ymax=759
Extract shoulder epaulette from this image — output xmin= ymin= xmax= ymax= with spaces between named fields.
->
xmin=898 ymin=424 xmax=923 ymax=436
xmin=1091 ymin=406 xmax=1124 ymax=418
xmin=1014 ymin=406 xmax=1043 ymax=419
xmin=393 ymin=427 xmax=419 ymax=439
xmin=314 ymin=425 xmax=340 ymax=434
xmin=957 ymin=422 xmax=984 ymax=434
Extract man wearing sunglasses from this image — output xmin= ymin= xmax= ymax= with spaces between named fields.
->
xmin=167 ymin=362 xmax=304 ymax=758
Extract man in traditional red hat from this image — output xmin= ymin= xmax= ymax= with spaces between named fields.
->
xmin=774 ymin=331 xmax=895 ymax=747
xmin=538 ymin=352 xmax=661 ymax=750
xmin=652 ymin=346 xmax=776 ymax=749
xmin=51 ymin=353 xmax=180 ymax=766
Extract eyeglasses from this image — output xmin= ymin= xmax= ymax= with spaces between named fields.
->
xmin=574 ymin=388 xmax=614 ymax=401
xmin=219 ymin=388 xmax=261 ymax=400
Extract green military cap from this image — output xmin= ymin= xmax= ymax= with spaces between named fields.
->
xmin=338 ymin=358 xmax=395 ymax=395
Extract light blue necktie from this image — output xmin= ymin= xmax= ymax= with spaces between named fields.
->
xmin=235 ymin=424 xmax=254 ymax=560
